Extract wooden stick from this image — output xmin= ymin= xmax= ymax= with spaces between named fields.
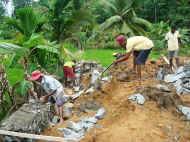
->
xmin=161 ymin=55 xmax=175 ymax=72
xmin=0 ymin=130 xmax=67 ymax=142
xmin=162 ymin=55 xmax=170 ymax=64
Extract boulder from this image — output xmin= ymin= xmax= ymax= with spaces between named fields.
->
xmin=0 ymin=102 xmax=53 ymax=142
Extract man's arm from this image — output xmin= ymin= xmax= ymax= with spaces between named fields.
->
xmin=39 ymin=89 xmax=57 ymax=103
xmin=28 ymin=88 xmax=38 ymax=99
xmin=115 ymin=52 xmax=132 ymax=64
xmin=177 ymin=31 xmax=182 ymax=45
xmin=44 ymin=90 xmax=57 ymax=98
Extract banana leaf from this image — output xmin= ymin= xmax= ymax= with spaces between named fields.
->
xmin=35 ymin=45 xmax=59 ymax=54
xmin=0 ymin=42 xmax=28 ymax=55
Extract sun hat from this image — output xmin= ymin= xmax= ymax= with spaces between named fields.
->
xmin=30 ymin=70 xmax=43 ymax=81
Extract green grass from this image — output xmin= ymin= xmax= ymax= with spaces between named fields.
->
xmin=82 ymin=48 xmax=123 ymax=67
xmin=64 ymin=42 xmax=180 ymax=66
xmin=65 ymin=47 xmax=168 ymax=67
xmin=82 ymin=49 xmax=166 ymax=66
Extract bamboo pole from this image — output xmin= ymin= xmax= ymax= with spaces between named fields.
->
xmin=0 ymin=130 xmax=67 ymax=142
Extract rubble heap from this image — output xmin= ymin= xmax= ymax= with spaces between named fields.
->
xmin=164 ymin=65 xmax=190 ymax=95
xmin=139 ymin=85 xmax=183 ymax=109
xmin=0 ymin=102 xmax=53 ymax=142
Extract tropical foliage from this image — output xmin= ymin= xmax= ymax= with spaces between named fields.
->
xmin=0 ymin=0 xmax=190 ymax=120
xmin=94 ymin=0 xmax=151 ymax=35
xmin=7 ymin=7 xmax=46 ymax=39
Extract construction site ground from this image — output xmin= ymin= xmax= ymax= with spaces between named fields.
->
xmin=40 ymin=56 xmax=190 ymax=142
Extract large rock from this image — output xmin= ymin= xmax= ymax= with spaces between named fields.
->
xmin=140 ymin=86 xmax=183 ymax=109
xmin=0 ymin=102 xmax=53 ymax=142
xmin=163 ymin=65 xmax=190 ymax=95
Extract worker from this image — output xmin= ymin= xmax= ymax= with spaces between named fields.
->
xmin=165 ymin=26 xmax=181 ymax=70
xmin=115 ymin=35 xmax=154 ymax=80
xmin=30 ymin=70 xmax=70 ymax=123
xmin=63 ymin=60 xmax=76 ymax=87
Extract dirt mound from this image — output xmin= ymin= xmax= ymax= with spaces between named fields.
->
xmin=109 ymin=58 xmax=160 ymax=82
xmin=40 ymin=56 xmax=190 ymax=142
xmin=140 ymin=86 xmax=183 ymax=109
xmin=81 ymin=79 xmax=190 ymax=142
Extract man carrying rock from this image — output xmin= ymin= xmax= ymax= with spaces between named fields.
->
xmin=30 ymin=70 xmax=70 ymax=123
xmin=115 ymin=35 xmax=154 ymax=80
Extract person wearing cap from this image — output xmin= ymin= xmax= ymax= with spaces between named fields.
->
xmin=115 ymin=35 xmax=154 ymax=80
xmin=30 ymin=70 xmax=70 ymax=123
xmin=63 ymin=60 xmax=76 ymax=87
xmin=165 ymin=26 xmax=181 ymax=70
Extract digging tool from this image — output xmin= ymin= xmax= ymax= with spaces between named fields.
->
xmin=100 ymin=62 xmax=114 ymax=78
xmin=161 ymin=54 xmax=176 ymax=72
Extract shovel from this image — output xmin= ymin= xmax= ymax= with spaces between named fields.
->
xmin=100 ymin=62 xmax=114 ymax=78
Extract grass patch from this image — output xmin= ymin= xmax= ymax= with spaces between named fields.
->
xmin=65 ymin=47 xmax=167 ymax=66
xmin=63 ymin=46 xmax=190 ymax=67
xmin=82 ymin=49 xmax=166 ymax=66
xmin=82 ymin=48 xmax=123 ymax=66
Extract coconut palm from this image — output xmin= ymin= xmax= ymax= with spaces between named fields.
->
xmin=39 ymin=0 xmax=94 ymax=42
xmin=95 ymin=0 xmax=152 ymax=35
xmin=7 ymin=7 xmax=46 ymax=39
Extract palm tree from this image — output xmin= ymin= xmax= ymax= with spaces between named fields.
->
xmin=7 ymin=7 xmax=46 ymax=39
xmin=95 ymin=0 xmax=152 ymax=35
xmin=39 ymin=0 xmax=94 ymax=41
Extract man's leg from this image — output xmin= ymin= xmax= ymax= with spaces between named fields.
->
xmin=58 ymin=105 xmax=64 ymax=123
xmin=175 ymin=50 xmax=179 ymax=67
xmin=135 ymin=49 xmax=152 ymax=80
xmin=133 ymin=56 xmax=137 ymax=72
xmin=133 ymin=51 xmax=140 ymax=73
xmin=64 ymin=77 xmax=67 ymax=87
xmin=168 ymin=51 xmax=174 ymax=71
xmin=176 ymin=57 xmax=179 ymax=67
xmin=169 ymin=58 xmax=173 ymax=70
xmin=55 ymin=95 xmax=65 ymax=123
xmin=137 ymin=65 xmax=141 ymax=80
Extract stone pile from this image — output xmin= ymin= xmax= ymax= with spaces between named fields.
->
xmin=77 ymin=61 xmax=104 ymax=74
xmin=139 ymin=85 xmax=182 ymax=109
xmin=0 ymin=102 xmax=53 ymax=142
xmin=164 ymin=65 xmax=190 ymax=95
xmin=58 ymin=108 xmax=106 ymax=142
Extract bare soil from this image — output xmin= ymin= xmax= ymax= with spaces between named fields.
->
xmin=40 ymin=57 xmax=190 ymax=142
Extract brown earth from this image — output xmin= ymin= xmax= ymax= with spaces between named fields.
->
xmin=40 ymin=56 xmax=190 ymax=142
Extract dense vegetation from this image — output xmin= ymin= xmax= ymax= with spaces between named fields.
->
xmin=0 ymin=0 xmax=190 ymax=120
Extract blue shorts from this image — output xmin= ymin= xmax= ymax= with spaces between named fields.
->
xmin=48 ymin=96 xmax=68 ymax=107
xmin=168 ymin=50 xmax=178 ymax=59
xmin=136 ymin=49 xmax=152 ymax=65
